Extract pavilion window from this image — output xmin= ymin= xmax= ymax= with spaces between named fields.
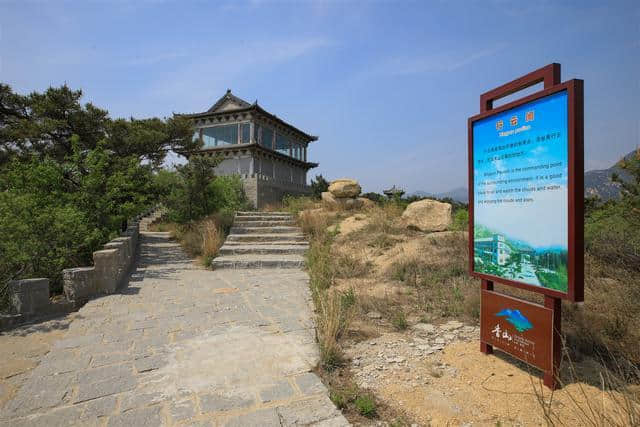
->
xmin=240 ymin=122 xmax=251 ymax=144
xmin=262 ymin=126 xmax=274 ymax=149
xmin=202 ymin=124 xmax=238 ymax=148
xmin=275 ymin=133 xmax=290 ymax=156
xmin=192 ymin=130 xmax=202 ymax=143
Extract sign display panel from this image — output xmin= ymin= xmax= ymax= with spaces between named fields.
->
xmin=472 ymin=91 xmax=569 ymax=294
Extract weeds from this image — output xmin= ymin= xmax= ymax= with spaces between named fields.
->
xmin=315 ymin=290 xmax=355 ymax=370
xmin=334 ymin=251 xmax=371 ymax=279
xmin=282 ymin=195 xmax=317 ymax=216
xmin=354 ymin=394 xmax=377 ymax=418
xmin=533 ymin=346 xmax=640 ymax=426
xmin=390 ymin=309 xmax=408 ymax=331
xmin=153 ymin=214 xmax=227 ymax=267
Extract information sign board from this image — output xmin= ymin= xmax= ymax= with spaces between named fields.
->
xmin=468 ymin=79 xmax=584 ymax=302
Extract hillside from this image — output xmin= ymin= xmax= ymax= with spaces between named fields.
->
xmin=584 ymin=149 xmax=637 ymax=201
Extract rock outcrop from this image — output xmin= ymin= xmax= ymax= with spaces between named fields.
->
xmin=402 ymin=199 xmax=452 ymax=232
xmin=328 ymin=179 xmax=361 ymax=198
xmin=321 ymin=179 xmax=374 ymax=211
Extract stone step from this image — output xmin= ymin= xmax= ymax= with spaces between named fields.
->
xmin=211 ymin=254 xmax=305 ymax=269
xmin=218 ymin=244 xmax=308 ymax=256
xmin=234 ymin=216 xmax=294 ymax=222
xmin=230 ymin=226 xmax=300 ymax=235
xmin=235 ymin=211 xmax=292 ymax=217
xmin=233 ymin=220 xmax=297 ymax=227
xmin=223 ymin=240 xmax=308 ymax=246
xmin=226 ymin=234 xmax=306 ymax=243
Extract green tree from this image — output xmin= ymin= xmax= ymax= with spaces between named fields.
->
xmin=310 ymin=174 xmax=330 ymax=198
xmin=0 ymin=83 xmax=197 ymax=168
xmin=164 ymin=156 xmax=223 ymax=223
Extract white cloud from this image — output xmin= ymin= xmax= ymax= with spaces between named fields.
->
xmin=374 ymin=42 xmax=509 ymax=77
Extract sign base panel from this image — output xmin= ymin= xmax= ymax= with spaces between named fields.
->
xmin=480 ymin=289 xmax=556 ymax=381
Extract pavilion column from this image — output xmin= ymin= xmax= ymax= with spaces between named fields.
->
xmin=250 ymin=122 xmax=255 ymax=143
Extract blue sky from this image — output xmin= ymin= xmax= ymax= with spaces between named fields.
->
xmin=1 ymin=0 xmax=638 ymax=194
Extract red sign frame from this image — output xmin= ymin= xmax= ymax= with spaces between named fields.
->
xmin=467 ymin=65 xmax=584 ymax=303
xmin=469 ymin=64 xmax=584 ymax=390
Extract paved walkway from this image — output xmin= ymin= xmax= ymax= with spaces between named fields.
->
xmin=0 ymin=230 xmax=348 ymax=426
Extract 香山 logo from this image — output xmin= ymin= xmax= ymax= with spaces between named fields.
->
xmin=496 ymin=309 xmax=533 ymax=332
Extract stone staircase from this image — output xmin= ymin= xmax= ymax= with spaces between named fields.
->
xmin=211 ymin=211 xmax=308 ymax=269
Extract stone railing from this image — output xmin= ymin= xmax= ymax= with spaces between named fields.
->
xmin=0 ymin=208 xmax=163 ymax=329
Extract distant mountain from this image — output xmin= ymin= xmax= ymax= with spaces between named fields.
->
xmin=584 ymin=149 xmax=637 ymax=201
xmin=410 ymin=187 xmax=469 ymax=203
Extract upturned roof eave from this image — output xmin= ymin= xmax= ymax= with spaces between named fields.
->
xmin=178 ymin=105 xmax=318 ymax=143
xmin=177 ymin=143 xmax=319 ymax=169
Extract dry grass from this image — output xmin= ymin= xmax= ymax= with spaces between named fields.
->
xmin=295 ymin=196 xmax=640 ymax=425
xmin=314 ymin=289 xmax=356 ymax=370
xmin=364 ymin=202 xmax=405 ymax=235
xmin=150 ymin=214 xmax=229 ymax=267
xmin=534 ymin=348 xmax=640 ymax=426
xmin=201 ymin=219 xmax=224 ymax=266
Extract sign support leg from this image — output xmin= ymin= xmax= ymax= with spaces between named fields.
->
xmin=480 ymin=279 xmax=494 ymax=355
xmin=543 ymin=295 xmax=562 ymax=390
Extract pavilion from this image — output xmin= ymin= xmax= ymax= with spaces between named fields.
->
xmin=181 ymin=90 xmax=318 ymax=208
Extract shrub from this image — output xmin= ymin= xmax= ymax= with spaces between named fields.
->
xmin=334 ymin=252 xmax=371 ymax=279
xmin=201 ymin=219 xmax=224 ymax=261
xmin=450 ymin=208 xmax=469 ymax=231
xmin=209 ymin=175 xmax=250 ymax=215
xmin=330 ymin=391 xmax=348 ymax=410
xmin=354 ymin=394 xmax=377 ymax=418
xmin=390 ymin=309 xmax=408 ymax=330
xmin=315 ymin=290 xmax=354 ymax=371
xmin=310 ymin=174 xmax=330 ymax=199
xmin=283 ymin=195 xmax=317 ymax=216
xmin=585 ymin=202 xmax=639 ymax=271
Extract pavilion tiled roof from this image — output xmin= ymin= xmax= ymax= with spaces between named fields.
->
xmin=180 ymin=90 xmax=318 ymax=142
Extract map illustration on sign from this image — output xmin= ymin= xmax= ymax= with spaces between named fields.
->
xmin=472 ymin=91 xmax=569 ymax=293
xmin=496 ymin=308 xmax=533 ymax=332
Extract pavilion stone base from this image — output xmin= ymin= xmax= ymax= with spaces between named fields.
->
xmin=242 ymin=175 xmax=312 ymax=209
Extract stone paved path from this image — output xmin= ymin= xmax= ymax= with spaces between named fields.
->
xmin=0 ymin=229 xmax=348 ymax=426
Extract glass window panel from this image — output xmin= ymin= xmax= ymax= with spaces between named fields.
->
xmin=262 ymin=126 xmax=273 ymax=148
xmin=240 ymin=123 xmax=250 ymax=144
xmin=202 ymin=124 xmax=238 ymax=148
xmin=276 ymin=133 xmax=290 ymax=156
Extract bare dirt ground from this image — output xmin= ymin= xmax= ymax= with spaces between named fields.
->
xmin=342 ymin=321 xmax=628 ymax=426
xmin=313 ymin=210 xmax=635 ymax=426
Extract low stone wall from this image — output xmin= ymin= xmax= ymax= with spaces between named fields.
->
xmin=242 ymin=175 xmax=312 ymax=208
xmin=62 ymin=219 xmax=140 ymax=303
xmin=0 ymin=208 xmax=162 ymax=329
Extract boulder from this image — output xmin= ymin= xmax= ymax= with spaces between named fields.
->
xmin=321 ymin=191 xmax=339 ymax=208
xmin=328 ymin=179 xmax=361 ymax=198
xmin=357 ymin=197 xmax=376 ymax=210
xmin=343 ymin=198 xmax=364 ymax=210
xmin=401 ymin=199 xmax=452 ymax=232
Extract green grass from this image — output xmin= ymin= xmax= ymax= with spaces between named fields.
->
xmin=354 ymin=394 xmax=377 ymax=418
